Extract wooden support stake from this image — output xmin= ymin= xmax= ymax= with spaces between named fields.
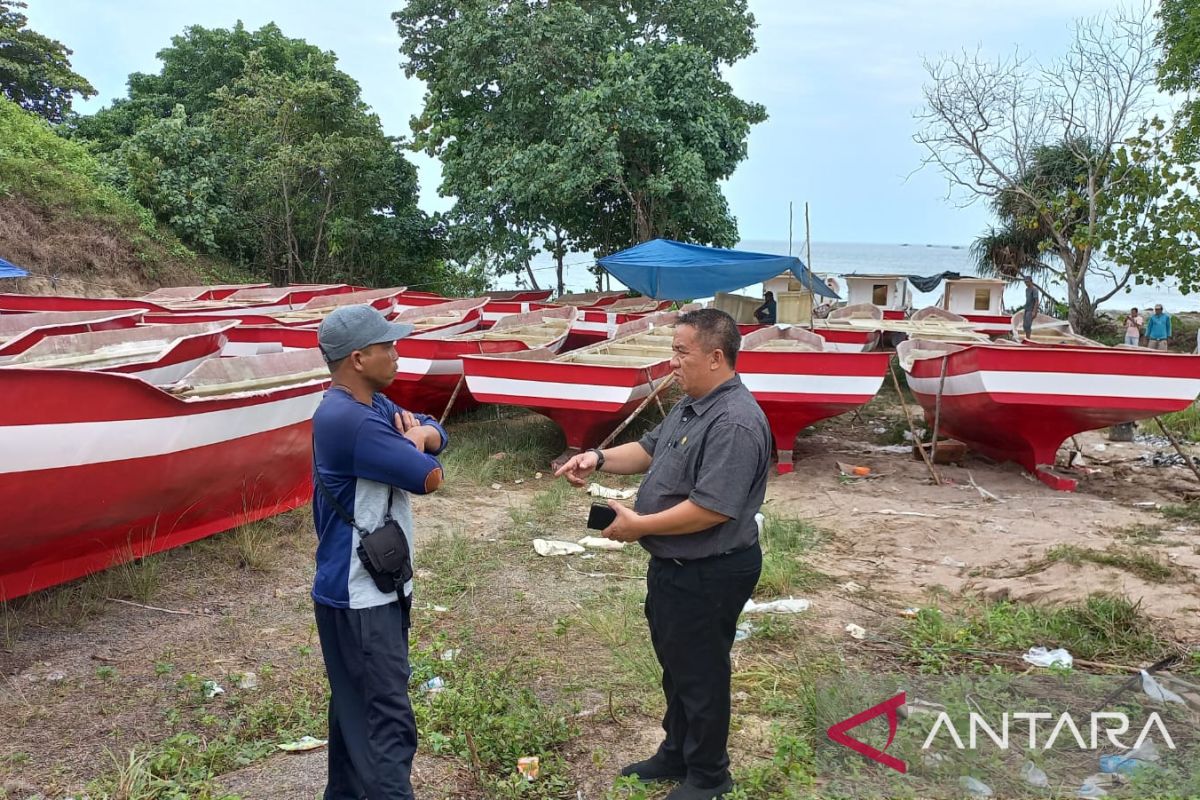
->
xmin=597 ymin=375 xmax=676 ymax=450
xmin=1155 ymin=416 xmax=1200 ymax=484
xmin=889 ymin=362 xmax=941 ymax=485
xmin=439 ymin=374 xmax=466 ymax=426
xmin=931 ymin=355 xmax=948 ymax=464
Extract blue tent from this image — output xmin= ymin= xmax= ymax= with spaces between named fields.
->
xmin=597 ymin=239 xmax=838 ymax=301
xmin=0 ymin=257 xmax=29 ymax=279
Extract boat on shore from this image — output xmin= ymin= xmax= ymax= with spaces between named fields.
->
xmin=739 ymin=326 xmax=891 ymax=473
xmin=0 ymin=310 xmax=144 ymax=356
xmin=897 ymin=338 xmax=1200 ymax=490
xmin=563 ymin=297 xmax=672 ymax=350
xmin=0 ymin=349 xmax=329 ymax=599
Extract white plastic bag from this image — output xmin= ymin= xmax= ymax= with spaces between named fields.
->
xmin=532 ymin=539 xmax=585 ymax=557
xmin=578 ymin=536 xmax=624 ymax=551
xmin=1140 ymin=670 xmax=1185 ymax=704
xmin=742 ymin=597 xmax=811 ymax=614
xmin=587 ymin=483 xmax=636 ymax=500
xmin=1022 ymin=646 xmax=1074 ymax=669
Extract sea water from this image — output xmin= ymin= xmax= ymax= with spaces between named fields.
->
xmin=507 ymin=240 xmax=1193 ymax=314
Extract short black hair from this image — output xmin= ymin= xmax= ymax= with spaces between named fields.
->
xmin=678 ymin=308 xmax=741 ymax=368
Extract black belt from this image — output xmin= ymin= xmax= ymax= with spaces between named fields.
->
xmin=651 ymin=542 xmax=757 ymax=566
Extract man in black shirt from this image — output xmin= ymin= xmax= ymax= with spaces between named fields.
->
xmin=556 ymin=308 xmax=772 ymax=800
xmin=1022 ymin=276 xmax=1040 ymax=338
xmin=753 ymin=291 xmax=777 ymax=324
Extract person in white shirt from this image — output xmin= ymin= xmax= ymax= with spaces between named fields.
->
xmin=1122 ymin=307 xmax=1143 ymax=347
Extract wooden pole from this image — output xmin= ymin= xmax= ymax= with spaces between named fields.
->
xmin=597 ymin=375 xmax=676 ymax=450
xmin=1155 ymin=416 xmax=1200 ymax=484
xmin=788 ymin=201 xmax=794 ymax=257
xmin=805 ymin=202 xmax=812 ymax=270
xmin=889 ymin=362 xmax=941 ymax=485
xmin=439 ymin=374 xmax=466 ymax=426
xmin=931 ymin=355 xmax=948 ymax=464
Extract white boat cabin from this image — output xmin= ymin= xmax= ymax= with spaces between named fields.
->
xmin=940 ymin=278 xmax=1006 ymax=316
xmin=841 ymin=274 xmax=911 ymax=313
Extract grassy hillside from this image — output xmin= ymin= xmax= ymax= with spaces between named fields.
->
xmin=0 ymin=98 xmax=233 ymax=296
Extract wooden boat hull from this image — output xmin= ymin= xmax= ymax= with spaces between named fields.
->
xmin=0 ymin=367 xmax=327 ymax=599
xmin=0 ymin=310 xmax=144 ymax=356
xmin=739 ymin=350 xmax=892 ymax=473
xmin=902 ymin=343 xmax=1200 ymax=490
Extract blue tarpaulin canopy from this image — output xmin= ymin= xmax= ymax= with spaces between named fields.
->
xmin=0 ymin=257 xmax=29 ymax=279
xmin=597 ymin=239 xmax=839 ymax=301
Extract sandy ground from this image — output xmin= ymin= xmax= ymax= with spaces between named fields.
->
xmin=3 ymin=412 xmax=1199 ymax=797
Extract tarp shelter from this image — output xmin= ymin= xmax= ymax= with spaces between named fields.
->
xmin=0 ymin=257 xmax=28 ymax=279
xmin=597 ymin=239 xmax=840 ymax=301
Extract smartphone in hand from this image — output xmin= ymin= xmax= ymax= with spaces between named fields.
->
xmin=587 ymin=502 xmax=618 ymax=530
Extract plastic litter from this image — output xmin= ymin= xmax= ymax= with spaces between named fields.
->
xmin=234 ymin=671 xmax=259 ymax=690
xmin=837 ymin=462 xmax=873 ymax=478
xmin=533 ymin=539 xmax=585 ymax=557
xmin=1078 ymin=772 xmax=1126 ymax=797
xmin=1099 ymin=739 xmax=1161 ymax=775
xmin=755 ymin=512 xmax=764 ymax=535
xmin=587 ymin=483 xmax=636 ymax=500
xmin=1140 ymin=670 xmax=1185 ymax=704
xmin=534 ymin=472 xmax=543 ymax=480
xmin=490 ymin=483 xmax=502 ymax=490
xmin=901 ymin=698 xmax=946 ymax=718
xmin=734 ymin=622 xmax=754 ymax=642
xmin=742 ymin=597 xmax=811 ymax=614
xmin=517 ymin=756 xmax=540 ymax=780
xmin=578 ymin=536 xmax=624 ymax=551
xmin=959 ymin=776 xmax=993 ymax=797
xmin=440 ymin=649 xmax=460 ymax=662
xmin=202 ymin=680 xmax=224 ymax=699
xmin=419 ymin=677 xmax=446 ymax=695
xmin=278 ymin=735 xmax=328 ymax=752
xmin=1022 ymin=647 xmax=1074 ymax=669
xmin=940 ymin=556 xmax=967 ymax=568
xmin=1021 ymin=760 xmax=1050 ymax=788
xmin=899 ymin=607 xmax=920 ymax=618
xmin=844 ymin=623 xmax=867 ymax=640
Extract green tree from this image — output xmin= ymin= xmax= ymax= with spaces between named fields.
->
xmin=394 ymin=0 xmax=765 ymax=294
xmin=74 ymin=22 xmax=448 ymax=290
xmin=916 ymin=6 xmax=1158 ymax=331
xmin=107 ymin=105 xmax=235 ymax=253
xmin=0 ymin=1 xmax=94 ymax=123
xmin=1157 ymin=0 xmax=1200 ymax=159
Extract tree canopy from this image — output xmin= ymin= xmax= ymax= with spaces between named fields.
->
xmin=394 ymin=0 xmax=765 ymax=293
xmin=73 ymin=22 xmax=448 ymax=290
xmin=0 ymin=1 xmax=94 ymax=123
xmin=1157 ymin=0 xmax=1200 ymax=159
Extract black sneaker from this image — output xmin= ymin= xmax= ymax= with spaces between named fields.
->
xmin=664 ymin=777 xmax=735 ymax=800
xmin=618 ymin=755 xmax=687 ymax=783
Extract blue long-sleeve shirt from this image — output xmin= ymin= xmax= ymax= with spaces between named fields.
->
xmin=311 ymin=388 xmax=448 ymax=609
xmin=1146 ymin=313 xmax=1172 ymax=341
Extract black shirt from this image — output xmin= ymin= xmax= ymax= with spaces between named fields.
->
xmin=635 ymin=375 xmax=772 ymax=560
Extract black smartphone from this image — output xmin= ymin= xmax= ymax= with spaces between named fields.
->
xmin=587 ymin=502 xmax=618 ymax=530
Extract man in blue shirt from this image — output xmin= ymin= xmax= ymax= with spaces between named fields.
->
xmin=312 ymin=305 xmax=449 ymax=800
xmin=1146 ymin=305 xmax=1172 ymax=351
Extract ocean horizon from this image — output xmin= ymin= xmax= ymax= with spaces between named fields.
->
xmin=505 ymin=239 xmax=1194 ymax=314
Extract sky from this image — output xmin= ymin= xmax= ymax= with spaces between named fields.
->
xmin=26 ymin=0 xmax=1128 ymax=247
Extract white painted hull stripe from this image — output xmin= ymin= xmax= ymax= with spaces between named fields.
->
xmin=741 ymin=373 xmax=886 ymax=396
xmin=907 ymin=370 xmax=1200 ymax=401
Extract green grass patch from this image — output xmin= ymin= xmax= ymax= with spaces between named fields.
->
xmin=898 ymin=594 xmax=1173 ymax=673
xmin=1159 ymin=402 xmax=1200 ymax=442
xmin=577 ymin=586 xmax=660 ymax=693
xmin=418 ymin=528 xmax=505 ymax=608
xmin=440 ymin=409 xmax=566 ymax=486
xmin=1161 ymin=502 xmax=1200 ymax=524
xmin=756 ymin=513 xmax=829 ymax=598
xmin=1045 ymin=544 xmax=1178 ymax=582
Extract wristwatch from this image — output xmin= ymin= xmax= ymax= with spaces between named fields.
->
xmin=589 ymin=448 xmax=605 ymax=471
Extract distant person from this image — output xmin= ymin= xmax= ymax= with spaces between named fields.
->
xmin=1022 ymin=276 xmax=1039 ymax=338
xmin=753 ymin=291 xmax=776 ymax=325
xmin=1146 ymin=305 xmax=1172 ymax=350
xmin=1121 ymin=307 xmax=1143 ymax=347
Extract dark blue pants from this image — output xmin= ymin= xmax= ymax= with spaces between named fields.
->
xmin=644 ymin=544 xmax=763 ymax=788
xmin=314 ymin=599 xmax=415 ymax=800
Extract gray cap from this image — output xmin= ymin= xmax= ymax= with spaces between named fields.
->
xmin=317 ymin=305 xmax=414 ymax=364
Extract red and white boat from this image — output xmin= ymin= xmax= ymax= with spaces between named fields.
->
xmin=810 ymin=304 xmax=884 ymax=352
xmin=0 ymin=349 xmax=329 ymax=599
xmin=898 ymin=338 xmax=1200 ymax=490
xmin=553 ymin=290 xmax=627 ymax=307
xmin=485 ymin=289 xmax=553 ymax=302
xmin=739 ymin=326 xmax=891 ymax=474
xmin=564 ymin=297 xmax=672 ymax=350
xmin=384 ymin=306 xmax=576 ymax=416
xmin=937 ymin=278 xmax=1010 ymax=336
xmin=221 ymin=325 xmax=320 ymax=356
xmin=480 ymin=300 xmax=556 ymax=328
xmin=463 ymin=312 xmax=682 ymax=453
xmin=1 ymin=322 xmax=236 ymax=385
xmin=0 ymin=310 xmax=144 ymax=356
xmin=0 ymin=284 xmax=354 ymax=316
xmin=396 ymin=297 xmax=489 ymax=338
xmin=140 ymin=284 xmax=270 ymax=302
xmin=840 ymin=274 xmax=912 ymax=320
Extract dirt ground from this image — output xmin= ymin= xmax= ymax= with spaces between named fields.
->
xmin=2 ymin=409 xmax=1199 ymax=798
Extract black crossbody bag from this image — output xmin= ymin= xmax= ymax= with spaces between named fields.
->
xmin=313 ymin=463 xmax=413 ymax=595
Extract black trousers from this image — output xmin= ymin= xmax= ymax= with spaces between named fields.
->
xmin=644 ymin=544 xmax=763 ymax=787
xmin=314 ymin=599 xmax=415 ymax=800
